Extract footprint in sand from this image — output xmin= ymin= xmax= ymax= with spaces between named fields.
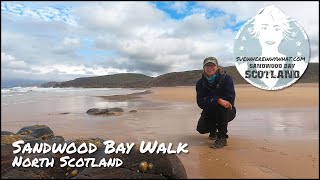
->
xmin=279 ymin=152 xmax=288 ymax=156
xmin=258 ymin=165 xmax=288 ymax=178
xmin=308 ymin=154 xmax=317 ymax=168
xmin=259 ymin=147 xmax=275 ymax=152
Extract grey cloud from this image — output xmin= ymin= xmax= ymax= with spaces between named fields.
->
xmin=2 ymin=2 xmax=318 ymax=82
xmin=73 ymin=2 xmax=166 ymax=37
xmin=124 ymin=58 xmax=170 ymax=76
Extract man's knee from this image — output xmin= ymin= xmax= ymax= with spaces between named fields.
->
xmin=197 ymin=112 xmax=210 ymax=134
xmin=216 ymin=106 xmax=229 ymax=122
xmin=197 ymin=125 xmax=209 ymax=134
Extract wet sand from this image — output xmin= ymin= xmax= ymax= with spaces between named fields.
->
xmin=1 ymin=83 xmax=319 ymax=178
xmin=149 ymin=83 xmax=319 ymax=108
xmin=143 ymin=83 xmax=319 ymax=178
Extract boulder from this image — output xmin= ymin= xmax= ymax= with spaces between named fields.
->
xmin=45 ymin=136 xmax=65 ymax=145
xmin=1 ymin=153 xmax=66 ymax=179
xmin=86 ymin=108 xmax=124 ymax=116
xmin=1 ymin=134 xmax=22 ymax=145
xmin=1 ymin=131 xmax=14 ymax=136
xmin=16 ymin=125 xmax=54 ymax=140
xmin=1 ymin=134 xmax=43 ymax=146
xmin=68 ymin=137 xmax=105 ymax=149
xmin=75 ymin=143 xmax=188 ymax=179
xmin=109 ymin=107 xmax=124 ymax=112
xmin=86 ymin=108 xmax=101 ymax=115
xmin=1 ymin=125 xmax=187 ymax=179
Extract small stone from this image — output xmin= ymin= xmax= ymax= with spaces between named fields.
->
xmin=71 ymin=169 xmax=78 ymax=176
xmin=139 ymin=161 xmax=148 ymax=173
xmin=148 ymin=163 xmax=154 ymax=170
xmin=95 ymin=141 xmax=102 ymax=147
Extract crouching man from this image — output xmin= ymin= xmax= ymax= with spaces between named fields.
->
xmin=196 ymin=57 xmax=236 ymax=149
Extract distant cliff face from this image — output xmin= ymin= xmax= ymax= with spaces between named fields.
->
xmin=42 ymin=63 xmax=319 ymax=88
xmin=40 ymin=81 xmax=60 ymax=88
xmin=52 ymin=73 xmax=154 ymax=88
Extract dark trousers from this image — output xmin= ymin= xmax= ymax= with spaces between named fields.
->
xmin=196 ymin=105 xmax=230 ymax=138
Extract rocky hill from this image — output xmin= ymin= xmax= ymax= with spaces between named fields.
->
xmin=43 ymin=63 xmax=318 ymax=88
xmin=51 ymin=73 xmax=153 ymax=88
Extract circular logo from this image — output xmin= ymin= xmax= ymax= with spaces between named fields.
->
xmin=233 ymin=5 xmax=310 ymax=90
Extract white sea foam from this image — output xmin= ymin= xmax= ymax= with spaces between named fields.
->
xmin=1 ymin=87 xmax=147 ymax=107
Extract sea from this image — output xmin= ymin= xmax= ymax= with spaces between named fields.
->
xmin=1 ymin=86 xmax=147 ymax=108
xmin=1 ymin=86 xmax=148 ymax=137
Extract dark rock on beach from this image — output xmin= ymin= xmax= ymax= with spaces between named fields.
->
xmin=1 ymin=131 xmax=15 ymax=136
xmin=1 ymin=125 xmax=187 ymax=179
xmin=45 ymin=135 xmax=65 ymax=145
xmin=110 ymin=107 xmax=125 ymax=112
xmin=86 ymin=107 xmax=124 ymax=116
xmin=1 ymin=152 xmax=66 ymax=179
xmin=76 ymin=143 xmax=188 ymax=179
xmin=1 ymin=134 xmax=42 ymax=147
xmin=16 ymin=124 xmax=54 ymax=140
xmin=66 ymin=137 xmax=105 ymax=149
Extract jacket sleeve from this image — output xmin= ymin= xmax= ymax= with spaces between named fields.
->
xmin=196 ymin=80 xmax=220 ymax=110
xmin=219 ymin=75 xmax=236 ymax=106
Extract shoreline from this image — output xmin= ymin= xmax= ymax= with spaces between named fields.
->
xmin=96 ymin=90 xmax=152 ymax=101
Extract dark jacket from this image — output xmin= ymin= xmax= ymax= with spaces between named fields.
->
xmin=196 ymin=67 xmax=236 ymax=111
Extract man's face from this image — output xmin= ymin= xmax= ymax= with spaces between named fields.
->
xmin=204 ymin=63 xmax=218 ymax=77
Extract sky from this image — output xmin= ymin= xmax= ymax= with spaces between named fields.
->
xmin=1 ymin=1 xmax=319 ymax=82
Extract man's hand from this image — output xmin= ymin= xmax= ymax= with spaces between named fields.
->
xmin=218 ymin=98 xmax=232 ymax=109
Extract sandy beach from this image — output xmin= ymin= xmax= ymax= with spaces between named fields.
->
xmin=138 ymin=83 xmax=319 ymax=178
xmin=1 ymin=83 xmax=319 ymax=178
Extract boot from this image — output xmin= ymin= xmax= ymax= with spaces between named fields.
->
xmin=208 ymin=131 xmax=217 ymax=140
xmin=211 ymin=134 xmax=227 ymax=149
xmin=208 ymin=126 xmax=218 ymax=140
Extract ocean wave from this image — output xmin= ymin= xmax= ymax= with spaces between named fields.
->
xmin=1 ymin=87 xmax=120 ymax=94
xmin=1 ymin=86 xmax=40 ymax=93
xmin=1 ymin=88 xmax=147 ymax=106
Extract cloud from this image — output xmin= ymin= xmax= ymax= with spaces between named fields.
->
xmin=78 ymin=2 xmax=237 ymax=75
xmin=1 ymin=52 xmax=28 ymax=69
xmin=1 ymin=2 xmax=77 ymax=25
xmin=1 ymin=1 xmax=318 ymax=82
xmin=63 ymin=37 xmax=80 ymax=48
xmin=73 ymin=2 xmax=166 ymax=37
xmin=1 ymin=52 xmax=15 ymax=62
xmin=169 ymin=2 xmax=188 ymax=14
xmin=198 ymin=1 xmax=319 ymax=63
xmin=1 ymin=54 xmax=131 ymax=81
xmin=52 ymin=37 xmax=81 ymax=55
